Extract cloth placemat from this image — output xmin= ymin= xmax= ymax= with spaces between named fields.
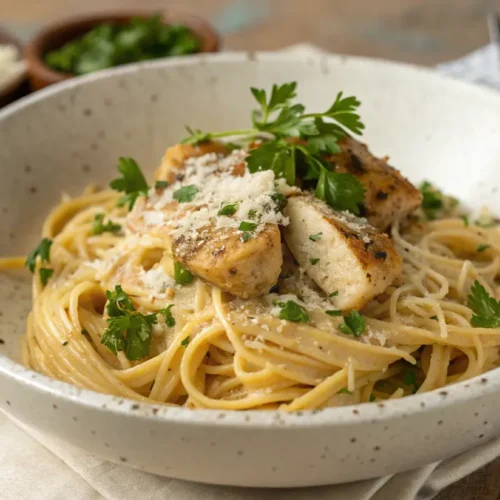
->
xmin=2 ymin=43 xmax=500 ymax=500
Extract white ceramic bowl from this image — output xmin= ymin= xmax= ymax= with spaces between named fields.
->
xmin=1 ymin=52 xmax=500 ymax=488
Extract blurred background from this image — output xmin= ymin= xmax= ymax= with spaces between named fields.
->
xmin=3 ymin=0 xmax=500 ymax=66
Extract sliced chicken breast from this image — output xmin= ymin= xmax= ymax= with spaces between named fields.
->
xmin=325 ymin=136 xmax=422 ymax=230
xmin=283 ymin=193 xmax=402 ymax=310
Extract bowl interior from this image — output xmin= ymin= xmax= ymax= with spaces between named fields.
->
xmin=2 ymin=52 xmax=500 ymax=366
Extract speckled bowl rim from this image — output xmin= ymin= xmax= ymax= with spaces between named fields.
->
xmin=2 ymin=51 xmax=500 ymax=428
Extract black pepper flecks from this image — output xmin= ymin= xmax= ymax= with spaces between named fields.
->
xmin=374 ymin=251 xmax=387 ymax=261
xmin=376 ymin=190 xmax=388 ymax=200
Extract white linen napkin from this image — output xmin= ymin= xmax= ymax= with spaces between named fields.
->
xmin=2 ymin=43 xmax=500 ymax=500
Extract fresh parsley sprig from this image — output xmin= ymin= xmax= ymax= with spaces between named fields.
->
xmin=101 ymin=285 xmax=176 ymax=360
xmin=182 ymin=82 xmax=366 ymax=214
xmin=467 ymin=280 xmax=500 ymax=328
xmin=277 ymin=300 xmax=310 ymax=323
xmin=110 ymin=157 xmax=149 ymax=210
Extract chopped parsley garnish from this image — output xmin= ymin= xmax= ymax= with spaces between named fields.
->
xmin=174 ymin=262 xmax=194 ymax=285
xmin=430 ymin=315 xmax=438 ymax=320
xmin=101 ymin=285 xmax=158 ymax=360
xmin=110 ymin=157 xmax=149 ymax=210
xmin=159 ymin=304 xmax=176 ymax=328
xmin=39 ymin=268 xmax=54 ymax=286
xmin=173 ymin=184 xmax=199 ymax=203
xmin=310 ymin=258 xmax=320 ymax=265
xmin=329 ymin=291 xmax=339 ymax=297
xmin=369 ymin=394 xmax=376 ymax=402
xmin=309 ymin=232 xmax=322 ymax=241
xmin=182 ymin=82 xmax=366 ymax=214
xmin=218 ymin=202 xmax=238 ymax=216
xmin=277 ymin=300 xmax=310 ymax=323
xmin=44 ymin=15 xmax=200 ymax=75
xmin=92 ymin=213 xmax=121 ymax=235
xmin=420 ymin=181 xmax=444 ymax=220
xmin=25 ymin=238 xmax=52 ymax=273
xmin=242 ymin=232 xmax=251 ymax=242
xmin=404 ymin=370 xmax=419 ymax=394
xmin=467 ymin=280 xmax=500 ymax=328
xmin=155 ymin=180 xmax=169 ymax=189
xmin=181 ymin=336 xmax=190 ymax=347
xmin=338 ymin=310 xmax=365 ymax=337
xmin=337 ymin=388 xmax=352 ymax=395
xmin=270 ymin=191 xmax=288 ymax=212
xmin=326 ymin=310 xmax=342 ymax=316
xmin=62 ymin=341 xmax=69 ymax=346
xmin=239 ymin=221 xmax=258 ymax=232
xmin=461 ymin=215 xmax=469 ymax=227
xmin=477 ymin=244 xmax=490 ymax=253
xmin=82 ymin=329 xmax=89 ymax=335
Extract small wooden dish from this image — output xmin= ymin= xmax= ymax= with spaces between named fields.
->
xmin=0 ymin=27 xmax=29 ymax=107
xmin=24 ymin=11 xmax=220 ymax=90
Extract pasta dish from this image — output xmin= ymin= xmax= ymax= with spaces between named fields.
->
xmin=2 ymin=82 xmax=500 ymax=411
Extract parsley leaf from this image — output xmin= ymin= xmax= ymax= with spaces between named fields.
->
xmin=110 ymin=157 xmax=149 ymax=210
xmin=246 ymin=140 xmax=296 ymax=185
xmin=25 ymin=238 xmax=52 ymax=273
xmin=173 ymin=185 xmax=199 ymax=203
xmin=159 ymin=304 xmax=176 ymax=328
xmin=322 ymin=92 xmax=364 ymax=135
xmin=239 ymin=221 xmax=257 ymax=232
xmin=92 ymin=213 xmax=121 ymax=235
xmin=326 ymin=310 xmax=342 ymax=316
xmin=369 ymin=394 xmax=376 ymax=402
xmin=420 ymin=181 xmax=443 ymax=220
xmin=309 ymin=232 xmax=322 ymax=241
xmin=477 ymin=244 xmax=490 ymax=253
xmin=101 ymin=285 xmax=159 ymax=360
xmin=305 ymin=118 xmax=344 ymax=155
xmin=155 ymin=180 xmax=169 ymax=189
xmin=242 ymin=232 xmax=251 ymax=242
xmin=339 ymin=310 xmax=365 ymax=337
xmin=277 ymin=301 xmax=310 ymax=322
xmin=181 ymin=336 xmax=190 ymax=347
xmin=467 ymin=280 xmax=500 ymax=328
xmin=174 ymin=262 xmax=194 ymax=285
xmin=181 ymin=127 xmax=213 ymax=145
xmin=404 ymin=370 xmax=419 ymax=394
xmin=329 ymin=291 xmax=339 ymax=297
xmin=218 ymin=203 xmax=238 ymax=216
xmin=251 ymin=82 xmax=298 ymax=125
xmin=315 ymin=169 xmax=365 ymax=215
xmin=310 ymin=258 xmax=320 ymax=265
xmin=337 ymin=387 xmax=352 ymax=395
xmin=39 ymin=268 xmax=54 ymax=286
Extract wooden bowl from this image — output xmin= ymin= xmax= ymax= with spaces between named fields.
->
xmin=24 ymin=11 xmax=220 ymax=90
xmin=0 ymin=27 xmax=29 ymax=107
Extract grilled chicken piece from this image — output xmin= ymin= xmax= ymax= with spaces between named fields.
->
xmin=173 ymin=224 xmax=282 ymax=298
xmin=155 ymin=142 xmax=234 ymax=183
xmin=325 ymin=136 xmax=422 ymax=230
xmin=283 ymin=193 xmax=402 ymax=310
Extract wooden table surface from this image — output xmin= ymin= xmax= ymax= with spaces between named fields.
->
xmin=3 ymin=0 xmax=500 ymax=498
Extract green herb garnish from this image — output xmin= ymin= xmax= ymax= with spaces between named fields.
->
xmin=420 ymin=181 xmax=443 ymax=220
xmin=183 ymin=82 xmax=366 ymax=214
xmin=101 ymin=285 xmax=158 ymax=360
xmin=329 ymin=291 xmax=339 ymax=297
xmin=174 ymin=262 xmax=194 ymax=285
xmin=155 ymin=180 xmax=169 ymax=189
xmin=159 ymin=304 xmax=176 ymax=328
xmin=110 ymin=157 xmax=149 ymax=210
xmin=310 ymin=258 xmax=320 ymax=265
xmin=45 ymin=15 xmax=200 ymax=75
xmin=242 ymin=232 xmax=251 ymax=242
xmin=337 ymin=388 xmax=352 ymax=395
xmin=92 ymin=213 xmax=121 ymax=235
xmin=309 ymin=232 xmax=322 ymax=241
xmin=338 ymin=310 xmax=365 ymax=337
xmin=62 ymin=341 xmax=69 ymax=346
xmin=404 ymin=370 xmax=419 ymax=394
xmin=477 ymin=244 xmax=490 ymax=253
xmin=173 ymin=185 xmax=199 ymax=203
xmin=277 ymin=300 xmax=310 ymax=323
xmin=218 ymin=203 xmax=238 ymax=216
xmin=25 ymin=238 xmax=52 ymax=273
xmin=39 ymin=268 xmax=54 ymax=286
xmin=467 ymin=280 xmax=500 ymax=328
xmin=326 ymin=310 xmax=342 ymax=316
xmin=239 ymin=221 xmax=258 ymax=232
xmin=461 ymin=215 xmax=469 ymax=227
xmin=181 ymin=336 xmax=190 ymax=347
xmin=369 ymin=394 xmax=376 ymax=402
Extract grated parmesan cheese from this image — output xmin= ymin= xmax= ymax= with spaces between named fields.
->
xmin=140 ymin=265 xmax=176 ymax=295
